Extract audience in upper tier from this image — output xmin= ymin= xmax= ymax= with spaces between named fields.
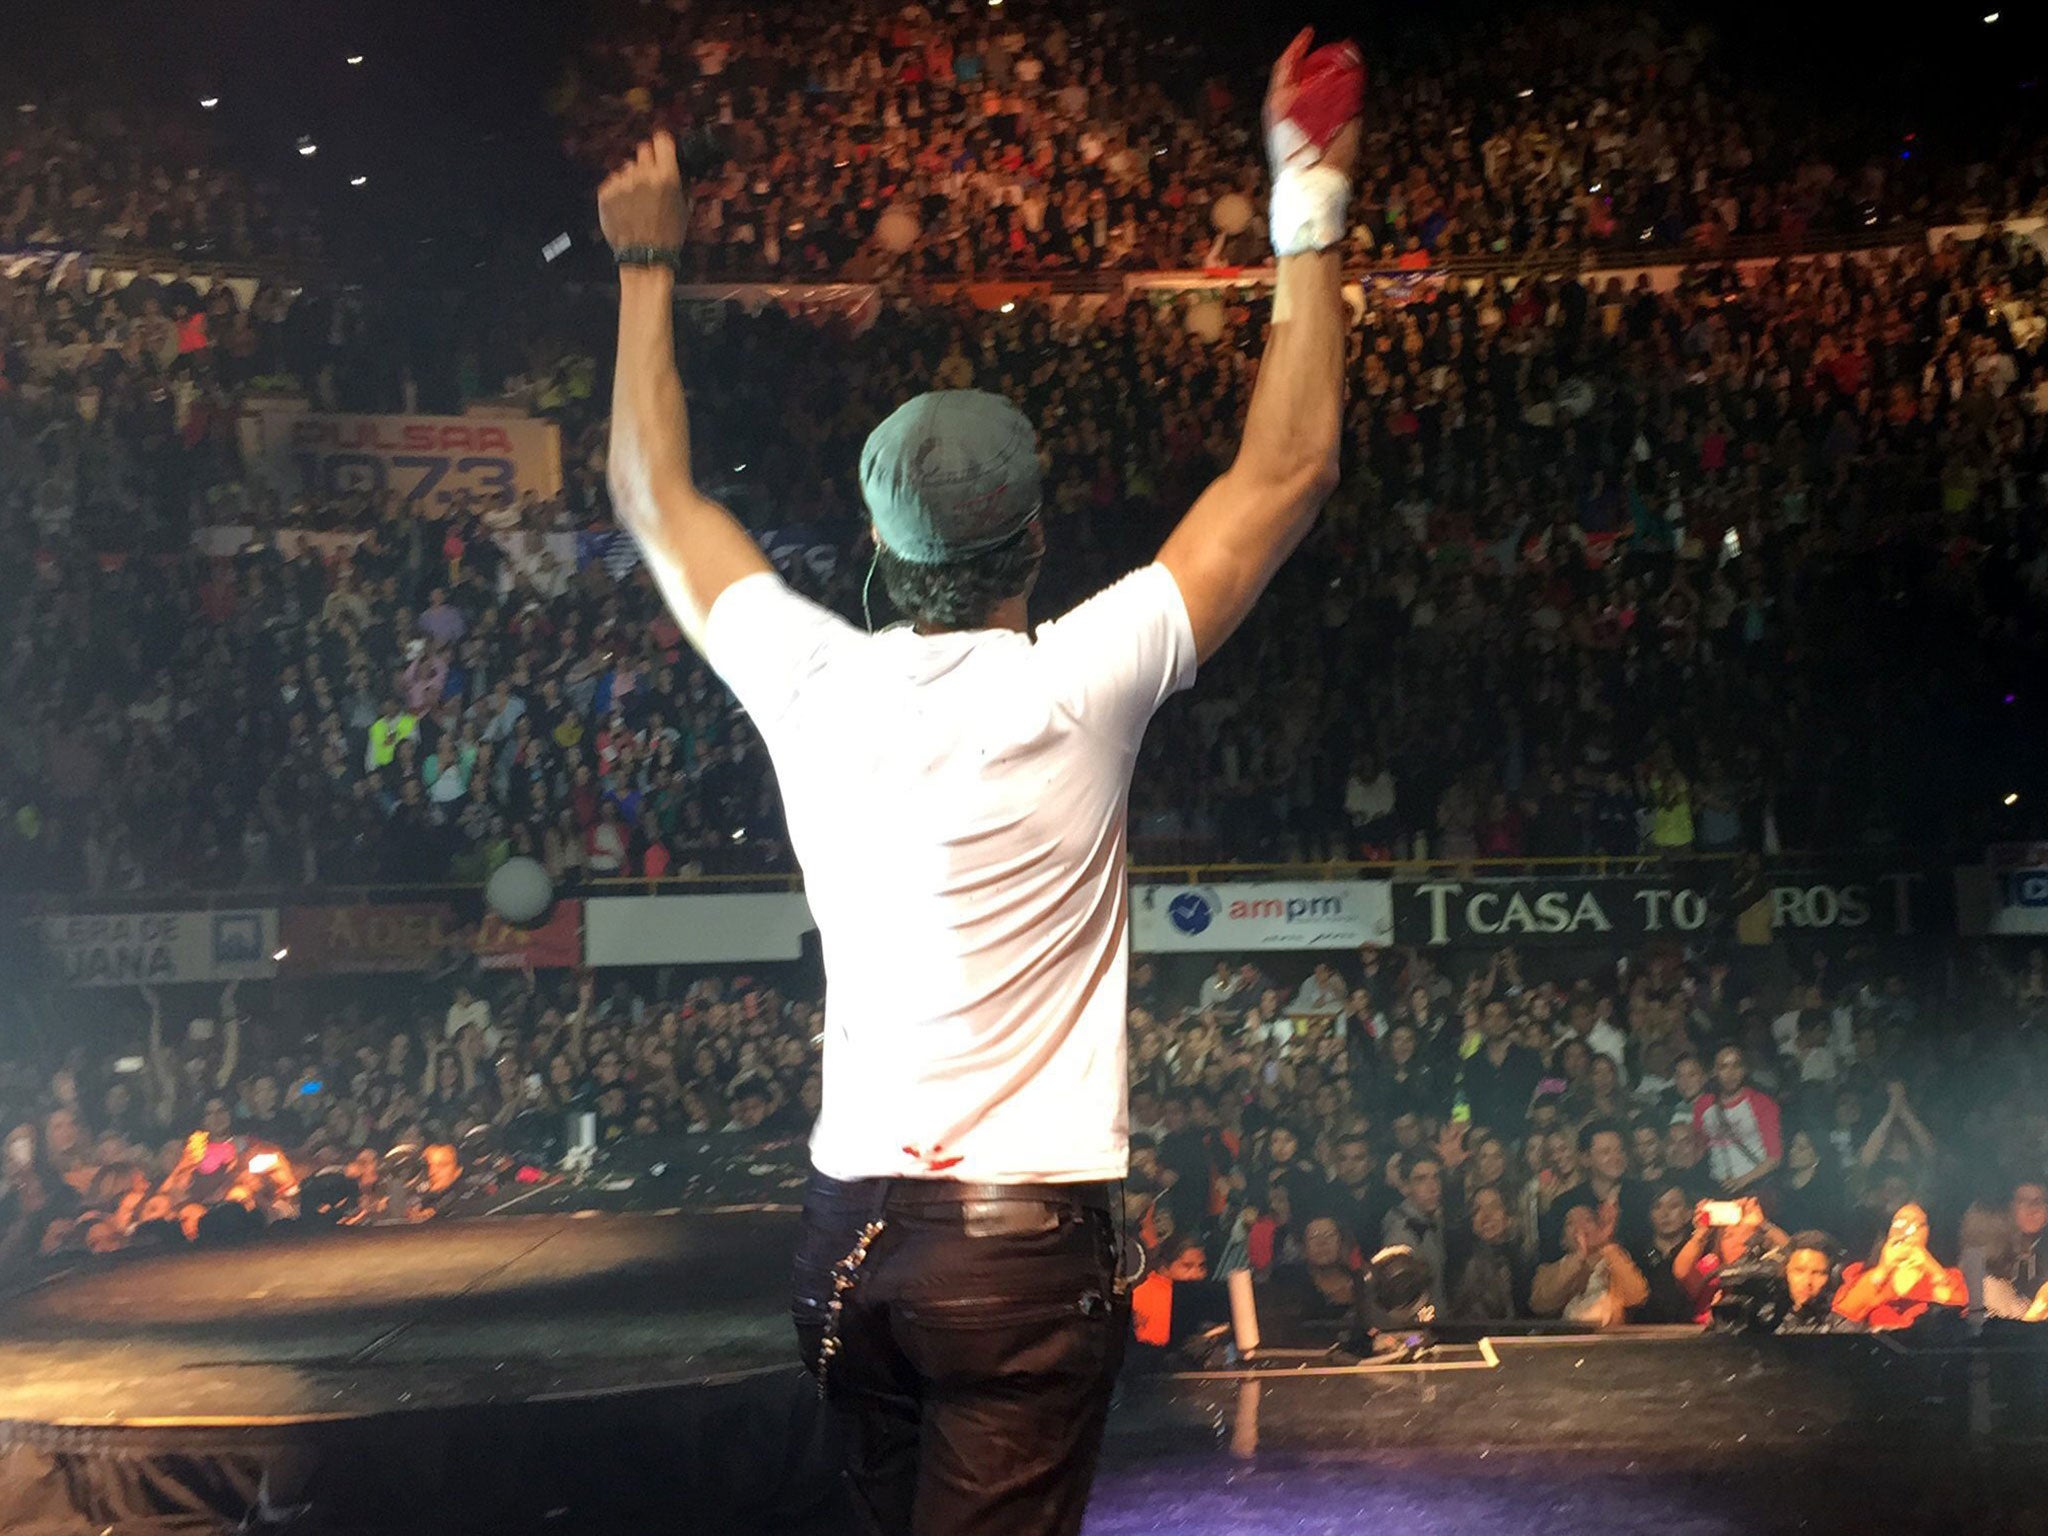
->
xmin=6 ymin=226 xmax=2048 ymax=892
xmin=557 ymin=0 xmax=2048 ymax=278
xmin=0 ymin=102 xmax=322 ymax=261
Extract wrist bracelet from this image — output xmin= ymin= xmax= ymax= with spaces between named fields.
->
xmin=613 ymin=245 xmax=684 ymax=275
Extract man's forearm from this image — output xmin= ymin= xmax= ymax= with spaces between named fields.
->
xmin=1234 ymin=251 xmax=1345 ymax=498
xmin=604 ymin=262 xmax=771 ymax=647
xmin=609 ymin=267 xmax=696 ymax=533
xmin=1156 ymin=250 xmax=1346 ymax=661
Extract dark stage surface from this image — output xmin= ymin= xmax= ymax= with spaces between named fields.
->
xmin=0 ymin=1210 xmax=799 ymax=1422
xmin=1 ymin=1208 xmax=2044 ymax=1535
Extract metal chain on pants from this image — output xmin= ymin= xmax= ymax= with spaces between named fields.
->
xmin=815 ymin=1219 xmax=887 ymax=1401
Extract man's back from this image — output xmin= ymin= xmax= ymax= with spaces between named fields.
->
xmin=705 ymin=563 xmax=1195 ymax=1183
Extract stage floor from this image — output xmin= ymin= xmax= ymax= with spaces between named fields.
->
xmin=0 ymin=1211 xmax=798 ymax=1424
xmin=1 ymin=1210 xmax=2043 ymax=1535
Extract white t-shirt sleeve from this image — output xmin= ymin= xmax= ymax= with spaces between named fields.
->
xmin=1035 ymin=562 xmax=1198 ymax=748
xmin=701 ymin=571 xmax=861 ymax=730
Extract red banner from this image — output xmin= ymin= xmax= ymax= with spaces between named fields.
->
xmin=280 ymin=901 xmax=582 ymax=975
xmin=475 ymin=902 xmax=581 ymax=971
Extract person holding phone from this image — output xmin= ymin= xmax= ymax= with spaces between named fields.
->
xmin=1833 ymin=1203 xmax=1966 ymax=1330
xmin=1672 ymin=1195 xmax=1791 ymax=1324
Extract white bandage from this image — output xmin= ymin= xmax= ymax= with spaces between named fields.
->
xmin=1269 ymin=163 xmax=1352 ymax=257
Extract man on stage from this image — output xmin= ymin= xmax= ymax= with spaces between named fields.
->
xmin=597 ymin=28 xmax=1361 ymax=1535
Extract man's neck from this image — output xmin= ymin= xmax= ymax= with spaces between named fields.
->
xmin=915 ymin=593 xmax=1030 ymax=637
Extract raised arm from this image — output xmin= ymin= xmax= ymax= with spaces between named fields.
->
xmin=143 ymin=987 xmax=177 ymax=1119
xmin=1157 ymin=31 xmax=1361 ymax=664
xmin=599 ymin=133 xmax=772 ymax=655
xmin=213 ymin=985 xmax=242 ymax=1092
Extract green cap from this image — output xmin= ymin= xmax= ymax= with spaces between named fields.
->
xmin=859 ymin=390 xmax=1042 ymax=565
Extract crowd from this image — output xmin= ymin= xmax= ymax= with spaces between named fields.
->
xmin=556 ymin=1 xmax=2048 ymax=279
xmin=6 ymin=940 xmax=2047 ymax=1356
xmin=8 ymin=219 xmax=2048 ymax=891
xmin=3 ymin=0 xmax=2048 ymax=889
xmin=1121 ymin=938 xmax=2048 ymax=1351
xmin=0 ymin=101 xmax=321 ymax=262
xmin=0 ymin=966 xmax=820 ymax=1272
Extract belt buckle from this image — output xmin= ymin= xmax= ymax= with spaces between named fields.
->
xmin=962 ymin=1199 xmax=1059 ymax=1239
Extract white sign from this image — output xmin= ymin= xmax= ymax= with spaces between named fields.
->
xmin=584 ymin=893 xmax=817 ymax=966
xmin=1957 ymin=862 xmax=2048 ymax=936
xmin=238 ymin=405 xmax=563 ymax=507
xmin=1130 ymin=882 xmax=1393 ymax=953
xmin=38 ymin=910 xmax=279 ymax=988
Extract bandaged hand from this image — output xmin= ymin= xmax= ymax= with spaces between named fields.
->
xmin=1263 ymin=28 xmax=1364 ymax=257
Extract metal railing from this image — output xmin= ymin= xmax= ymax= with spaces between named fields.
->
xmin=5 ymin=849 xmax=1926 ymax=918
xmin=681 ymin=221 xmax=1930 ymax=295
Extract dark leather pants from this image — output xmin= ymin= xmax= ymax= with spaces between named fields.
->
xmin=792 ymin=1170 xmax=1129 ymax=1536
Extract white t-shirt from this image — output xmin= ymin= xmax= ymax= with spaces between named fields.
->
xmin=703 ymin=563 xmax=1197 ymax=1183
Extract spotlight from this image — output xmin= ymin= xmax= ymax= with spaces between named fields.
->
xmin=1517 ymin=87 xmax=1534 ymax=99
xmin=248 ymin=1152 xmax=280 ymax=1175
xmin=350 ymin=175 xmax=368 ymax=188
xmin=272 ymin=947 xmax=290 ymax=961
xmin=297 ymin=137 xmax=318 ymax=158
xmin=200 ymin=96 xmax=220 ymax=110
xmin=2005 ymin=792 xmax=2021 ymax=807
xmin=346 ymin=53 xmax=365 ymax=65
xmin=1000 ymin=300 xmax=1016 ymax=313
xmin=1984 ymin=11 xmax=2001 ymax=22
xmin=2005 ymin=693 xmax=2018 ymax=704
xmin=16 ymin=102 xmax=35 ymax=115
xmin=732 ymin=463 xmax=746 ymax=472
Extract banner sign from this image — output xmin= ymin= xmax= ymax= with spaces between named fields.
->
xmin=280 ymin=902 xmax=581 ymax=974
xmin=758 ymin=526 xmax=846 ymax=583
xmin=193 ymin=526 xmax=374 ymax=561
xmin=1393 ymin=871 xmax=1936 ymax=948
xmin=584 ymin=893 xmax=816 ymax=966
xmin=1131 ymin=882 xmax=1394 ymax=953
xmin=674 ymin=281 xmax=879 ymax=333
xmin=1957 ymin=846 xmax=2048 ymax=936
xmin=474 ymin=902 xmax=582 ymax=971
xmin=38 ymin=909 xmax=278 ymax=987
xmin=238 ymin=405 xmax=563 ymax=507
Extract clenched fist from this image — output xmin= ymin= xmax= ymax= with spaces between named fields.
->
xmin=598 ymin=131 xmax=689 ymax=253
xmin=1263 ymin=28 xmax=1363 ymax=182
